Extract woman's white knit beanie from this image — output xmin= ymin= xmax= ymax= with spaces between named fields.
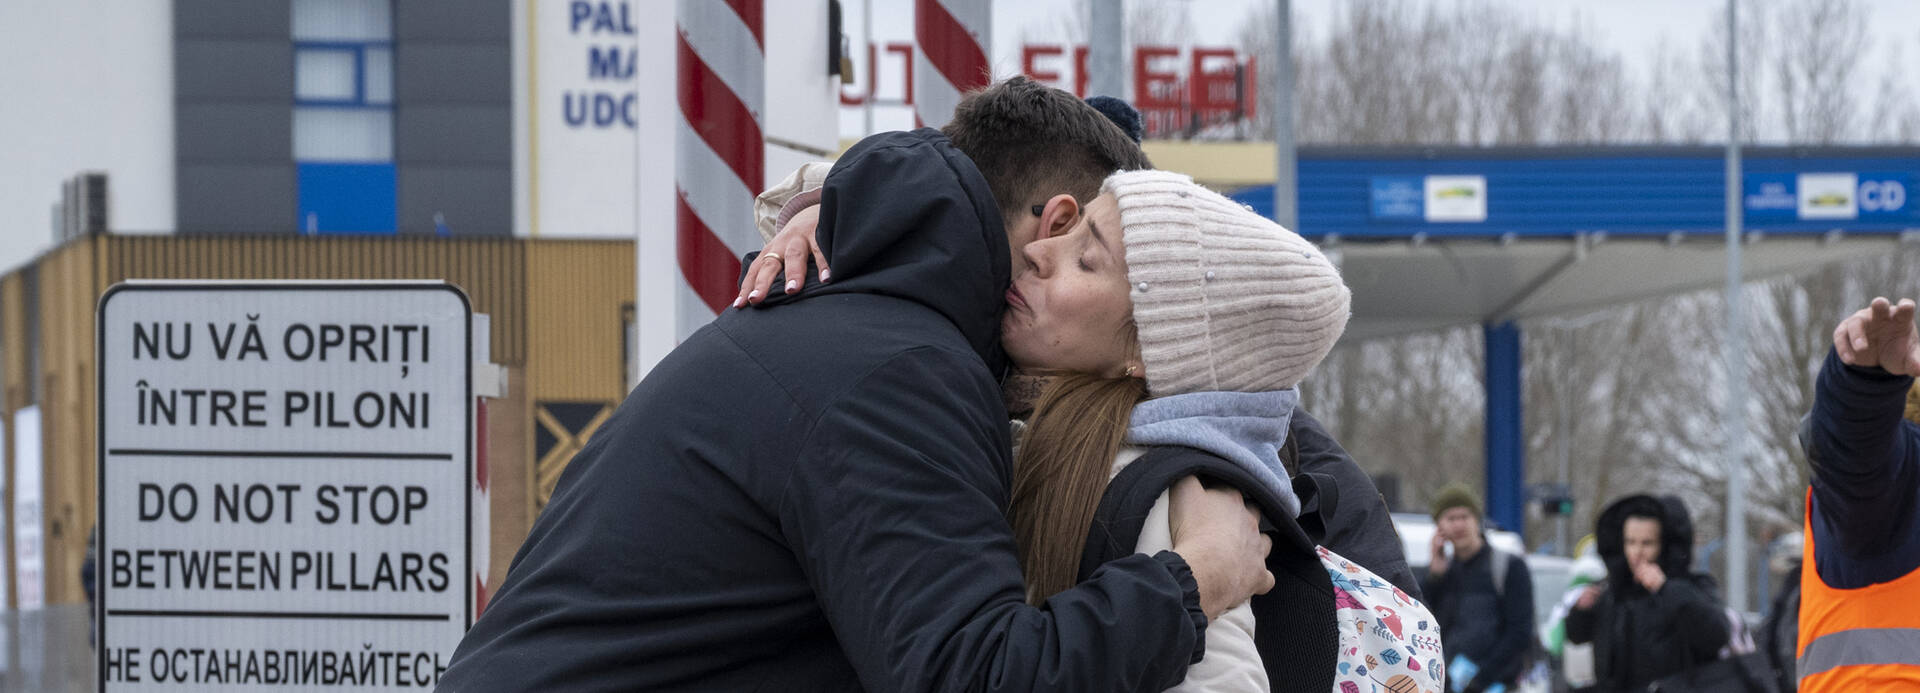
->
xmin=1105 ymin=170 xmax=1351 ymax=396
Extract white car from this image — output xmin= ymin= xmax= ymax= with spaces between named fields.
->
xmin=1393 ymin=513 xmax=1575 ymax=626
xmin=1393 ymin=512 xmax=1527 ymax=573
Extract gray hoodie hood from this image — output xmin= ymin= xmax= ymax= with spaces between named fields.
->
xmin=1125 ymin=389 xmax=1302 ymax=518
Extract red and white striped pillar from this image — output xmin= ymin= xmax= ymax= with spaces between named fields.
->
xmin=472 ymin=397 xmax=491 ymax=619
xmin=913 ymin=0 xmax=991 ymax=128
xmin=470 ymin=314 xmax=502 ymax=622
xmin=676 ymin=0 xmax=765 ymax=338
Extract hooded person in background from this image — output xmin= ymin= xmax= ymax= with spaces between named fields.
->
xmin=1565 ymin=495 xmax=1729 ymax=692
xmin=1420 ymin=483 xmax=1534 ymax=693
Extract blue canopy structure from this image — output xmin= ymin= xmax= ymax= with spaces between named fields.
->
xmin=1233 ymin=145 xmax=1920 ymax=239
xmin=1225 ymin=145 xmax=1918 ymax=534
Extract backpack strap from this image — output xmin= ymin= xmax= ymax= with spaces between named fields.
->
xmin=1489 ymin=546 xmax=1509 ymax=597
xmin=1293 ymin=471 xmax=1337 ymax=546
xmin=1081 ymin=446 xmax=1317 ymax=574
xmin=1078 ymin=446 xmax=1336 ymax=693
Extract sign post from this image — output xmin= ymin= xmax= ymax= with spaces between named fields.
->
xmin=97 ymin=281 xmax=472 ymax=690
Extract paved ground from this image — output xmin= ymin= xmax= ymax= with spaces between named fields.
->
xmin=0 ymin=604 xmax=92 ymax=692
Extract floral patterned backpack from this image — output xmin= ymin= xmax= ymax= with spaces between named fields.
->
xmin=1321 ymin=545 xmax=1447 ymax=693
xmin=1077 ymin=445 xmax=1447 ymax=693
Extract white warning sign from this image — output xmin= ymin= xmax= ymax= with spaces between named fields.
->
xmin=96 ymin=281 xmax=472 ymax=690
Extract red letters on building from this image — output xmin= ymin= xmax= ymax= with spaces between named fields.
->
xmin=887 ymin=42 xmax=914 ymax=105
xmin=1020 ymin=45 xmax=1096 ymax=99
xmin=854 ymin=42 xmax=1257 ymax=139
xmin=841 ymin=42 xmax=918 ymax=107
xmin=1132 ymin=46 xmax=1182 ymax=136
xmin=1188 ymin=48 xmax=1240 ymax=131
xmin=1023 ymin=45 xmax=1064 ymax=86
xmin=1074 ymin=45 xmax=1090 ymax=98
xmin=840 ymin=43 xmax=877 ymax=106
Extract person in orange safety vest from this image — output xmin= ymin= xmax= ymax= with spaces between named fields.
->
xmin=1796 ymin=297 xmax=1920 ymax=692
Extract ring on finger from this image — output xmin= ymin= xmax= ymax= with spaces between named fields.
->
xmin=760 ymin=252 xmax=784 ymax=264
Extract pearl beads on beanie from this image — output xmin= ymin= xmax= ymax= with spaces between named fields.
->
xmin=1104 ymin=170 xmax=1351 ymax=395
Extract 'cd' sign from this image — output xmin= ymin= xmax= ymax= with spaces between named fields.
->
xmin=97 ymin=282 xmax=472 ymax=691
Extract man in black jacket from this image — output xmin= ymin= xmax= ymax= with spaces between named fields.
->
xmin=1420 ymin=484 xmax=1534 ymax=693
xmin=439 ymin=79 xmax=1274 ymax=692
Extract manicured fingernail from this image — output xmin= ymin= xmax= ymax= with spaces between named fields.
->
xmin=820 ymin=269 xmax=831 ymax=282
xmin=748 ymin=290 xmax=760 ymax=301
xmin=733 ymin=297 xmax=745 ymax=309
xmin=785 ymin=280 xmax=798 ymax=294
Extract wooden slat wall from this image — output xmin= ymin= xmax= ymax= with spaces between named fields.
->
xmin=105 ymin=236 xmax=531 ymax=365
xmin=1 ymin=273 xmax=25 ymax=414
xmin=32 ymin=239 xmax=101 ymax=605
xmin=527 ymin=241 xmax=636 ymax=403
xmin=1 ymin=271 xmax=24 ymax=608
xmin=509 ymin=241 xmax=635 ymax=579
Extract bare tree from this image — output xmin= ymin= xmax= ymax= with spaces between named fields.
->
xmin=1237 ymin=0 xmax=1648 ymax=146
xmin=1030 ymin=0 xmax=1195 ymax=69
xmin=1307 ymin=326 xmax=1485 ymax=514
xmin=1640 ymin=39 xmax=1716 ymax=143
xmin=1774 ymin=0 xmax=1869 ymax=143
xmin=1220 ymin=1 xmax=1920 ymax=596
xmin=1547 ymin=31 xmax=1636 ymax=143
xmin=1494 ymin=26 xmax=1549 ymax=145
xmin=1697 ymin=0 xmax=1772 ymax=143
xmin=1688 ymin=0 xmax=1915 ymax=144
xmin=1707 ymin=245 xmax=1920 ymax=572
xmin=1866 ymin=45 xmax=1920 ymax=141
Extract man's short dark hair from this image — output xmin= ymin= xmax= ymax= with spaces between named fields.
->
xmin=942 ymin=76 xmax=1153 ymax=227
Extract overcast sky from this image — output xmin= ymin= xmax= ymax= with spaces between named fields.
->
xmin=840 ymin=0 xmax=1920 ymax=138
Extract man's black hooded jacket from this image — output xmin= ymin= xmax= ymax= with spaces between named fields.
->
xmin=438 ymin=130 xmax=1207 ymax=692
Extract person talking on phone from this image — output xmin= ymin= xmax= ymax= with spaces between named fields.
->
xmin=1420 ymin=484 xmax=1534 ymax=693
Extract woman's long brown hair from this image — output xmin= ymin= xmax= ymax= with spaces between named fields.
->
xmin=1009 ymin=372 xmax=1148 ymax=603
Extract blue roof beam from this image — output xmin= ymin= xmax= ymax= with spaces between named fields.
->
xmin=1229 ymin=146 xmax=1920 ymax=240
